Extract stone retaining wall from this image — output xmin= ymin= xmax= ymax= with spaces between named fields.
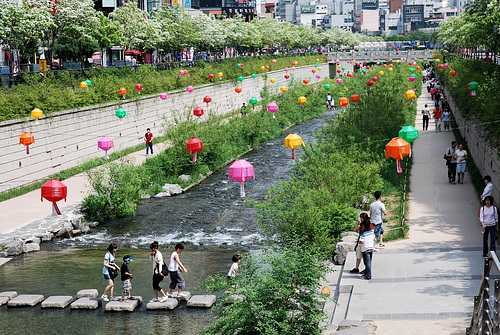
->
xmin=0 ymin=65 xmax=321 ymax=194
xmin=442 ymin=86 xmax=500 ymax=202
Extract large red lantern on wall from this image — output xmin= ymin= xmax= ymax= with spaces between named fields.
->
xmin=41 ymin=179 xmax=67 ymax=215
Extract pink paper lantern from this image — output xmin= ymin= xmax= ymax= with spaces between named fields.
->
xmin=160 ymin=92 xmax=168 ymax=100
xmin=291 ymin=66 xmax=295 ymax=71
xmin=316 ymin=74 xmax=321 ymax=79
xmin=285 ymin=67 xmax=289 ymax=72
xmin=228 ymin=159 xmax=255 ymax=197
xmin=267 ymin=103 xmax=279 ymax=119
xmin=336 ymin=78 xmax=342 ymax=85
xmin=409 ymin=76 xmax=416 ymax=82
xmin=186 ymin=86 xmax=194 ymax=93
xmin=179 ymin=70 xmax=185 ymax=75
xmin=98 ymin=136 xmax=114 ymax=159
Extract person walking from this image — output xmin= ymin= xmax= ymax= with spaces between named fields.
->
xmin=101 ymin=243 xmax=120 ymax=302
xmin=370 ymin=191 xmax=387 ymax=249
xmin=359 ymin=219 xmax=376 ymax=280
xmin=442 ymin=108 xmax=451 ymax=131
xmin=149 ymin=241 xmax=169 ymax=302
xmin=456 ymin=144 xmax=467 ymax=184
xmin=166 ymin=243 xmax=188 ymax=298
xmin=421 ymin=104 xmax=431 ymax=131
xmin=480 ymin=196 xmax=498 ymax=257
xmin=445 ymin=141 xmax=457 ymax=184
xmin=433 ymin=106 xmax=442 ymax=132
xmin=145 ymin=128 xmax=154 ymax=156
xmin=326 ymin=92 xmax=335 ymax=111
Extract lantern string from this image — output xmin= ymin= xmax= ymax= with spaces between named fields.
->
xmin=4 ymin=117 xmax=500 ymax=187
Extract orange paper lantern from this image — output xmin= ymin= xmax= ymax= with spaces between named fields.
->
xmin=386 ymin=137 xmax=411 ymax=173
xmin=20 ymin=132 xmax=35 ymax=154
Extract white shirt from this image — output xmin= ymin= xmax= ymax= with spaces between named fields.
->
xmin=482 ymin=182 xmax=494 ymax=200
xmin=480 ymin=206 xmax=498 ymax=227
xmin=150 ymin=250 xmax=164 ymax=274
xmin=168 ymin=251 xmax=179 ymax=272
xmin=227 ymin=262 xmax=239 ymax=277
xmin=360 ymin=229 xmax=376 ymax=252
xmin=370 ymin=200 xmax=386 ymax=224
xmin=456 ymin=149 xmax=467 ymax=163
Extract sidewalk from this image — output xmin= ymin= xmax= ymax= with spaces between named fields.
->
xmin=328 ymin=82 xmax=481 ymax=334
xmin=0 ymin=142 xmax=169 ymax=235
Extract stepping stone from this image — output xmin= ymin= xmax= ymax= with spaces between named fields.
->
xmin=187 ymin=295 xmax=216 ymax=308
xmin=0 ymin=291 xmax=17 ymax=306
xmin=76 ymin=289 xmax=98 ymax=298
xmin=41 ymin=296 xmax=73 ymax=308
xmin=70 ymin=297 xmax=101 ymax=310
xmin=8 ymin=294 xmax=44 ymax=307
xmin=105 ymin=296 xmax=142 ymax=312
xmin=0 ymin=291 xmax=18 ymax=299
xmin=171 ymin=291 xmax=191 ymax=301
xmin=146 ymin=298 xmax=179 ymax=310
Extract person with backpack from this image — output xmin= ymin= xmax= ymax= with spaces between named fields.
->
xmin=480 ymin=196 xmax=498 ymax=257
xmin=149 ymin=241 xmax=169 ymax=302
xmin=101 ymin=243 xmax=120 ymax=302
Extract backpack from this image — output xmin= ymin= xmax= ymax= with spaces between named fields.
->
xmin=108 ymin=263 xmax=119 ymax=279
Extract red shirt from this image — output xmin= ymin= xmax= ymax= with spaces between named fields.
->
xmin=434 ymin=108 xmax=442 ymax=119
xmin=145 ymin=132 xmax=153 ymax=143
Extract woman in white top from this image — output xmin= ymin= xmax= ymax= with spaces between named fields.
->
xmin=101 ymin=243 xmax=119 ymax=302
xmin=480 ymin=196 xmax=498 ymax=257
xmin=455 ymin=144 xmax=468 ymax=184
xmin=149 ymin=241 xmax=168 ymax=302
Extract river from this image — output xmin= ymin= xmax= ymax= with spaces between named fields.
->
xmin=0 ymin=109 xmax=339 ymax=335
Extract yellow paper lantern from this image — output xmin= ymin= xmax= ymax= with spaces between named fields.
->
xmin=284 ymin=133 xmax=304 ymax=159
xmin=388 ymin=68 xmax=393 ymax=72
xmin=379 ymin=71 xmax=384 ymax=76
xmin=280 ymin=86 xmax=287 ymax=93
xmin=298 ymin=96 xmax=307 ymax=105
xmin=31 ymin=108 xmax=43 ymax=120
xmin=270 ymin=78 xmax=276 ymax=83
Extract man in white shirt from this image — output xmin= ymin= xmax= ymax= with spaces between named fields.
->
xmin=370 ymin=191 xmax=388 ymax=249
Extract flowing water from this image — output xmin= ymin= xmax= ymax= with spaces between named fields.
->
xmin=0 ymin=110 xmax=339 ymax=335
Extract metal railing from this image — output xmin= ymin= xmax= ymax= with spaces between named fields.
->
xmin=467 ymin=252 xmax=500 ymax=335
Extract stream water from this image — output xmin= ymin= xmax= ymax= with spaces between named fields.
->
xmin=0 ymin=110 xmax=339 ymax=335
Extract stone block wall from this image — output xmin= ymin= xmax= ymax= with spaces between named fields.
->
xmin=0 ymin=65 xmax=322 ymax=193
xmin=443 ymin=86 xmax=500 ymax=202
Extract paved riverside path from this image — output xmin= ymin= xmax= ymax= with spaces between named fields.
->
xmin=327 ymin=82 xmax=483 ymax=334
xmin=0 ymin=142 xmax=169 ymax=234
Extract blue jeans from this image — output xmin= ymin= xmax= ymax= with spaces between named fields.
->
xmin=146 ymin=142 xmax=153 ymax=154
xmin=483 ymin=226 xmax=497 ymax=257
xmin=362 ymin=250 xmax=373 ymax=279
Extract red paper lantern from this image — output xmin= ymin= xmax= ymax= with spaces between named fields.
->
xmin=135 ymin=84 xmax=142 ymax=94
xmin=367 ymin=80 xmax=374 ymax=87
xmin=41 ymin=179 xmax=67 ymax=215
xmin=372 ymin=77 xmax=378 ymax=82
xmin=303 ymin=78 xmax=309 ymax=84
xmin=193 ymin=107 xmax=204 ymax=117
xmin=284 ymin=74 xmax=290 ymax=79
xmin=235 ymin=87 xmax=242 ymax=94
xmin=185 ymin=137 xmax=203 ymax=162
xmin=350 ymin=94 xmax=360 ymax=104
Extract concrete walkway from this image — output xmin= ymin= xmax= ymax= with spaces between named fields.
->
xmin=328 ymin=82 xmax=482 ymax=334
xmin=0 ymin=142 xmax=169 ymax=235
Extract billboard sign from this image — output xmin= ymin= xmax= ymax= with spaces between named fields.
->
xmin=361 ymin=0 xmax=378 ymax=10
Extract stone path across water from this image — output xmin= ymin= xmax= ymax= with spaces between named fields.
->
xmin=0 ymin=289 xmax=215 ymax=311
xmin=323 ymin=81 xmax=482 ymax=334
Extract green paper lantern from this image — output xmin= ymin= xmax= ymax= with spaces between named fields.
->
xmin=115 ymin=108 xmax=126 ymax=119
xmin=362 ymin=69 xmax=367 ymax=73
xmin=468 ymin=81 xmax=479 ymax=90
xmin=324 ymin=84 xmax=331 ymax=90
xmin=399 ymin=125 xmax=419 ymax=143
xmin=410 ymin=74 xmax=416 ymax=78
xmin=85 ymin=79 xmax=92 ymax=87
xmin=302 ymin=56 xmax=305 ymax=59
xmin=315 ymin=63 xmax=319 ymax=67
xmin=238 ymin=76 xmax=244 ymax=82
xmin=251 ymin=73 xmax=256 ymax=78
xmin=249 ymin=97 xmax=258 ymax=105
xmin=409 ymin=68 xmax=415 ymax=72
xmin=341 ymin=67 xmax=345 ymax=70
xmin=237 ymin=63 xmax=241 ymax=68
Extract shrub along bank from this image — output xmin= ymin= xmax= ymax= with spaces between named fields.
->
xmin=0 ymin=54 xmax=321 ymax=122
xmin=255 ymin=61 xmax=420 ymax=257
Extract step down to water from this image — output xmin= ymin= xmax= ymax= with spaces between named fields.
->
xmin=42 ymin=296 xmax=73 ymax=308
xmin=8 ymin=294 xmax=44 ymax=307
xmin=71 ymin=297 xmax=101 ymax=310
xmin=105 ymin=296 xmax=142 ymax=312
xmin=76 ymin=289 xmax=98 ymax=298
xmin=146 ymin=298 xmax=179 ymax=310
xmin=187 ymin=295 xmax=216 ymax=308
xmin=0 ymin=291 xmax=17 ymax=306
